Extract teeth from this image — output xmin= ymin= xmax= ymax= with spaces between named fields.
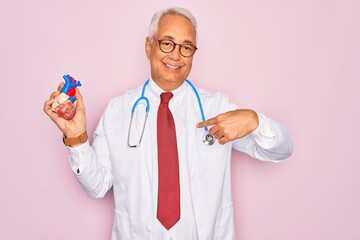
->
xmin=166 ymin=64 xmax=179 ymax=69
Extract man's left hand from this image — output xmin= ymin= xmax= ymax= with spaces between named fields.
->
xmin=197 ymin=109 xmax=259 ymax=145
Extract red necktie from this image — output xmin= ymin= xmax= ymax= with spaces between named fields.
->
xmin=157 ymin=92 xmax=180 ymax=230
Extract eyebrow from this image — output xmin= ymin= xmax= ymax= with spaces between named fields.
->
xmin=161 ymin=35 xmax=195 ymax=45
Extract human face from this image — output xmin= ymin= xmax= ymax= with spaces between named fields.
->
xmin=145 ymin=14 xmax=197 ymax=91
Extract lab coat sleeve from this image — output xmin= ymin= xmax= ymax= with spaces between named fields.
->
xmin=231 ymin=111 xmax=293 ymax=163
xmin=66 ymin=112 xmax=113 ymax=198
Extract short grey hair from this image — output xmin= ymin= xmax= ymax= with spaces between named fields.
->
xmin=148 ymin=7 xmax=198 ymax=42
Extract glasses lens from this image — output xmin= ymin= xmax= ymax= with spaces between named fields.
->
xmin=159 ymin=40 xmax=175 ymax=53
xmin=180 ymin=45 xmax=195 ymax=57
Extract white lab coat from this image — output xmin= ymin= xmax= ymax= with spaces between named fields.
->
xmin=67 ymin=82 xmax=292 ymax=240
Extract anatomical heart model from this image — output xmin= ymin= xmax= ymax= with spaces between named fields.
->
xmin=51 ymin=75 xmax=82 ymax=120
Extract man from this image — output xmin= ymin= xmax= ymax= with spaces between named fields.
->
xmin=44 ymin=7 xmax=292 ymax=240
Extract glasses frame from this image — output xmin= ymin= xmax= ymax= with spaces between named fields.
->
xmin=153 ymin=37 xmax=198 ymax=58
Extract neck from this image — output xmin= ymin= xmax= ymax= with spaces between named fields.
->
xmin=152 ymin=79 xmax=185 ymax=92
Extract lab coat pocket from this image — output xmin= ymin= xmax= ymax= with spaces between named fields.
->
xmin=195 ymin=129 xmax=229 ymax=163
xmin=112 ymin=210 xmax=133 ymax=240
xmin=214 ymin=202 xmax=235 ymax=240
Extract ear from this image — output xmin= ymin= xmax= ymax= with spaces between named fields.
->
xmin=145 ymin=37 xmax=152 ymax=60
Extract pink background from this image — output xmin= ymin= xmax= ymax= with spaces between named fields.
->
xmin=1 ymin=0 xmax=359 ymax=239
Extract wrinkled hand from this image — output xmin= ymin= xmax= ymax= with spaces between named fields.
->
xmin=197 ymin=109 xmax=259 ymax=145
xmin=43 ymin=82 xmax=87 ymax=138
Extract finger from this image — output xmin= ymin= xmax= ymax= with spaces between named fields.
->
xmin=57 ymin=82 xmax=64 ymax=91
xmin=214 ymin=131 xmax=224 ymax=139
xmin=208 ymin=125 xmax=220 ymax=136
xmin=43 ymin=98 xmax=53 ymax=111
xmin=197 ymin=116 xmax=217 ymax=128
xmin=43 ymin=99 xmax=60 ymax=120
xmin=74 ymin=87 xmax=85 ymax=109
xmin=218 ymin=136 xmax=230 ymax=145
xmin=49 ymin=82 xmax=64 ymax=99
xmin=49 ymin=91 xmax=59 ymax=100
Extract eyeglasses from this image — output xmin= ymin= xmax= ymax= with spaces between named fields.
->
xmin=154 ymin=37 xmax=198 ymax=57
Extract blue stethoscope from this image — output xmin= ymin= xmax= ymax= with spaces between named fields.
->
xmin=127 ymin=79 xmax=215 ymax=148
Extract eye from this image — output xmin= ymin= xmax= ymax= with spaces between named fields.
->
xmin=182 ymin=45 xmax=194 ymax=52
xmin=161 ymin=40 xmax=174 ymax=47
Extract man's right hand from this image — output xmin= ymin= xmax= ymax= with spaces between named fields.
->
xmin=43 ymin=82 xmax=87 ymax=138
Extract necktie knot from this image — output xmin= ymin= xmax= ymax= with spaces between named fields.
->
xmin=160 ymin=92 xmax=173 ymax=104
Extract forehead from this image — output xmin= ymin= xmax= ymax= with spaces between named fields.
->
xmin=157 ymin=14 xmax=196 ymax=43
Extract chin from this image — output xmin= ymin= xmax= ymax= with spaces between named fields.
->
xmin=157 ymin=78 xmax=184 ymax=90
xmin=167 ymin=78 xmax=186 ymax=85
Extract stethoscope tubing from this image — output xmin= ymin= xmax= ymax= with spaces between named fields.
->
xmin=185 ymin=79 xmax=208 ymax=132
xmin=128 ymin=79 xmax=214 ymax=147
xmin=131 ymin=79 xmax=150 ymax=113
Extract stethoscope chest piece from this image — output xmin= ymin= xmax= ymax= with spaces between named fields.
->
xmin=203 ymin=133 xmax=215 ymax=146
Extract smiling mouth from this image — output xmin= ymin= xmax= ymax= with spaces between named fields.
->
xmin=164 ymin=63 xmax=182 ymax=70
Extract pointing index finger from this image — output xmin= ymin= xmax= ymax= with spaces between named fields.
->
xmin=197 ymin=116 xmax=217 ymax=128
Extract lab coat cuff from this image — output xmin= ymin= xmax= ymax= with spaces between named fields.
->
xmin=251 ymin=112 xmax=277 ymax=149
xmin=66 ymin=140 xmax=91 ymax=174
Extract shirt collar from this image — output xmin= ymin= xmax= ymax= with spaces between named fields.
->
xmin=147 ymin=78 xmax=188 ymax=105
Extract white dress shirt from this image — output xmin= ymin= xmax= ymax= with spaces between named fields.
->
xmin=146 ymin=79 xmax=198 ymax=240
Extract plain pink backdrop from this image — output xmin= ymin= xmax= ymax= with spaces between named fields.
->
xmin=1 ymin=0 xmax=359 ymax=239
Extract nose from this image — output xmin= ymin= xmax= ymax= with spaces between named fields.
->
xmin=168 ymin=44 xmax=181 ymax=60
